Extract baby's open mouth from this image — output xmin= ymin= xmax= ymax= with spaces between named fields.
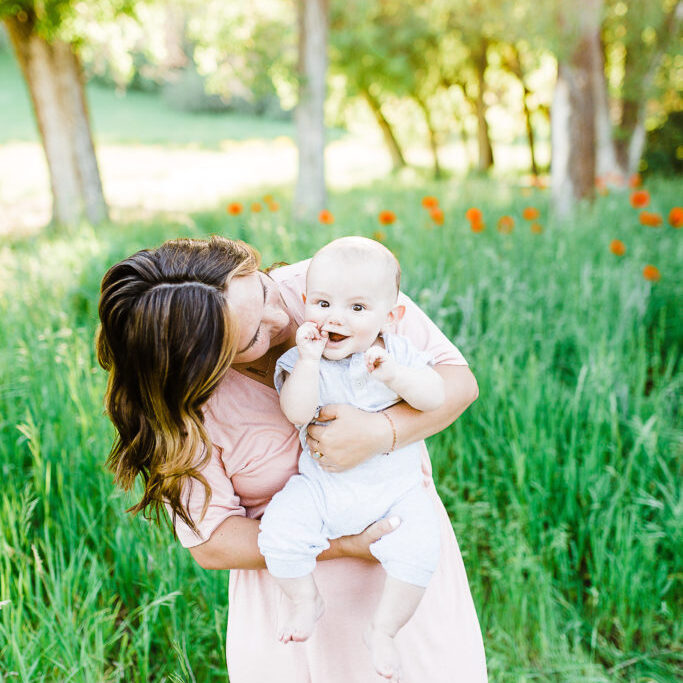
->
xmin=327 ymin=332 xmax=348 ymax=343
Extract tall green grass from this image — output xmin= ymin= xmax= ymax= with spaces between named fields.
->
xmin=1 ymin=177 xmax=681 ymax=681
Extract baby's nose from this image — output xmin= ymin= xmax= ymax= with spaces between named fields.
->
xmin=322 ymin=309 xmax=343 ymax=326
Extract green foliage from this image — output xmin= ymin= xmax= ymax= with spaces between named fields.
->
xmin=1 ymin=174 xmax=681 ymax=680
xmin=0 ymin=0 xmax=137 ymax=41
xmin=642 ymin=110 xmax=683 ymax=176
xmin=188 ymin=0 xmax=296 ymax=110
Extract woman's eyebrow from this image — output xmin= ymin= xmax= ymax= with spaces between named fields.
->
xmin=237 ymin=276 xmax=267 ymax=354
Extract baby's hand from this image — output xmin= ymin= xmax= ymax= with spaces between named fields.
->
xmin=364 ymin=346 xmax=397 ymax=383
xmin=296 ymin=321 xmax=328 ymax=360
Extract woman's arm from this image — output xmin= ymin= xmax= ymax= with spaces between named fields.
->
xmin=306 ymin=364 xmax=478 ymax=472
xmin=189 ymin=514 xmax=399 ymax=570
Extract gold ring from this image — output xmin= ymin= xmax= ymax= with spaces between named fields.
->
xmin=313 ymin=451 xmax=323 ymax=460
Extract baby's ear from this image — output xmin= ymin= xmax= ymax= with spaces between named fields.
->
xmin=383 ymin=304 xmax=406 ymax=330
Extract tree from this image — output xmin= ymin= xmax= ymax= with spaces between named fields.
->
xmin=329 ymin=0 xmax=413 ymax=172
xmin=330 ymin=0 xmax=454 ymax=179
xmin=602 ymin=0 xmax=682 ymax=175
xmin=550 ymin=0 xmax=601 ymax=216
xmin=1 ymin=1 xmax=115 ymax=227
xmin=294 ymin=0 xmax=328 ymax=220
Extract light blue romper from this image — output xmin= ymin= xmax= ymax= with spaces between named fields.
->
xmin=257 ymin=333 xmax=440 ymax=588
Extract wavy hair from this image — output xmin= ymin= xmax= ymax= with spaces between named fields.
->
xmin=97 ymin=236 xmax=260 ymax=533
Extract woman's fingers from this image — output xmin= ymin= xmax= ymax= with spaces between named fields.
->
xmin=363 ymin=516 xmax=401 ymax=544
xmin=339 ymin=517 xmax=401 ymax=560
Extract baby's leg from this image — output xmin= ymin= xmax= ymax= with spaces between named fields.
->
xmin=364 ymin=486 xmax=440 ymax=679
xmin=364 ymin=576 xmax=425 ymax=680
xmin=258 ymin=475 xmax=329 ymax=643
xmin=274 ymin=574 xmax=325 ymax=643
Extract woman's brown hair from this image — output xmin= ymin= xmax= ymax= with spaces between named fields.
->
xmin=97 ymin=236 xmax=260 ymax=533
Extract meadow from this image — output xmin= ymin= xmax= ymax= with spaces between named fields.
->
xmin=1 ymin=48 xmax=681 ymax=683
xmin=1 ymin=172 xmax=681 ymax=682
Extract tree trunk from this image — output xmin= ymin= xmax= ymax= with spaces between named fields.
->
xmin=474 ymin=41 xmax=493 ymax=172
xmin=504 ymin=46 xmax=538 ymax=177
xmin=615 ymin=2 xmax=681 ymax=174
xmin=4 ymin=13 xmax=108 ymax=228
xmin=415 ymin=95 xmax=442 ymax=179
xmin=592 ymin=32 xmax=623 ymax=180
xmin=551 ymin=2 xmax=600 ymax=217
xmin=294 ymin=0 xmax=328 ymax=220
xmin=361 ymin=88 xmax=406 ymax=171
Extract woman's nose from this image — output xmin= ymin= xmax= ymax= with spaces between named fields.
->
xmin=264 ymin=304 xmax=289 ymax=329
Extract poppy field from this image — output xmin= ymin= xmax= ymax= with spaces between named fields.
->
xmin=0 ymin=174 xmax=680 ymax=681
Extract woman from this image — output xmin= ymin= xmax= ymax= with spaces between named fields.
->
xmin=97 ymin=236 xmax=487 ymax=682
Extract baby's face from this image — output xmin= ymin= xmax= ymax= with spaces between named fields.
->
xmin=305 ymin=257 xmax=397 ymax=361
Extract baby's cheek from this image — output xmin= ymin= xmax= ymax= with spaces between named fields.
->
xmin=304 ymin=305 xmax=322 ymax=323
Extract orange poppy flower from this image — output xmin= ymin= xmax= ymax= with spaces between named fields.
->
xmin=465 ymin=207 xmax=482 ymax=224
xmin=429 ymin=208 xmax=444 ymax=225
xmin=373 ymin=230 xmax=387 ymax=242
xmin=250 ymin=202 xmax=262 ymax=213
xmin=267 ymin=201 xmax=280 ymax=212
xmin=630 ymin=190 xmax=650 ymax=209
xmin=642 ymin=265 xmax=660 ymax=282
xmin=609 ymin=239 xmax=626 ymax=256
xmin=378 ymin=210 xmax=396 ymax=225
xmin=422 ymin=196 xmax=439 ymax=209
xmin=470 ymin=220 xmax=485 ymax=233
xmin=668 ymin=207 xmax=683 ymax=228
xmin=263 ymin=194 xmax=274 ymax=203
xmin=629 ymin=173 xmax=642 ymax=188
xmin=522 ymin=207 xmax=539 ymax=221
xmin=595 ymin=178 xmax=609 ymax=196
xmin=497 ymin=215 xmax=515 ymax=233
xmin=227 ymin=202 xmax=243 ymax=215
xmin=639 ymin=211 xmax=662 ymax=227
xmin=318 ymin=209 xmax=334 ymax=224
xmin=530 ymin=222 xmax=543 ymax=234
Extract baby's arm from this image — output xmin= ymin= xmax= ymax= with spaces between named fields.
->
xmin=279 ymin=322 xmax=328 ymax=425
xmin=365 ymin=346 xmax=445 ymax=412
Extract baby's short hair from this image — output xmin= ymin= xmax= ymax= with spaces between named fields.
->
xmin=311 ymin=236 xmax=401 ymax=298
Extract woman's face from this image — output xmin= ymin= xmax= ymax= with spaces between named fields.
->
xmin=226 ymin=271 xmax=294 ymax=364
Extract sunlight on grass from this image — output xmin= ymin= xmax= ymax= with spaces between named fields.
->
xmin=1 ymin=176 xmax=680 ymax=681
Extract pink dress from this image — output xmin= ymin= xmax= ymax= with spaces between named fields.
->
xmin=174 ymin=260 xmax=488 ymax=682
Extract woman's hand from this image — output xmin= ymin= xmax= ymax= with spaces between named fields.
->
xmin=324 ymin=516 xmax=401 ymax=562
xmin=305 ymin=404 xmax=392 ymax=472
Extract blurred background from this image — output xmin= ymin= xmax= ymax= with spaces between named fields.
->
xmin=0 ymin=0 xmax=681 ymax=681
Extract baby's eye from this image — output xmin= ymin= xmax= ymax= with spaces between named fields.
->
xmin=351 ymin=304 xmax=365 ymax=312
xmin=317 ymin=300 xmax=329 ymax=308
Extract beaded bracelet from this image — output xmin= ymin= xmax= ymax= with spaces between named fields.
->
xmin=382 ymin=411 xmax=398 ymax=453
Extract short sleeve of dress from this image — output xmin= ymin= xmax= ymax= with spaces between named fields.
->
xmin=170 ymin=445 xmax=247 ymax=548
xmin=395 ymin=291 xmax=468 ymax=366
xmin=273 ymin=346 xmax=301 ymax=395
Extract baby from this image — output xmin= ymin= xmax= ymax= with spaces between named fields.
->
xmin=257 ymin=236 xmax=445 ymax=680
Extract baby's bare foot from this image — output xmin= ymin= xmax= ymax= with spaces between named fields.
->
xmin=363 ymin=624 xmax=402 ymax=681
xmin=277 ymin=592 xmax=324 ymax=643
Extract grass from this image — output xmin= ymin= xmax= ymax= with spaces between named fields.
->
xmin=0 ymin=51 xmax=295 ymax=148
xmin=1 ymin=173 xmax=681 ymax=681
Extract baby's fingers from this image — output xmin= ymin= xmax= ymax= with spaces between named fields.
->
xmin=364 ymin=347 xmax=386 ymax=373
